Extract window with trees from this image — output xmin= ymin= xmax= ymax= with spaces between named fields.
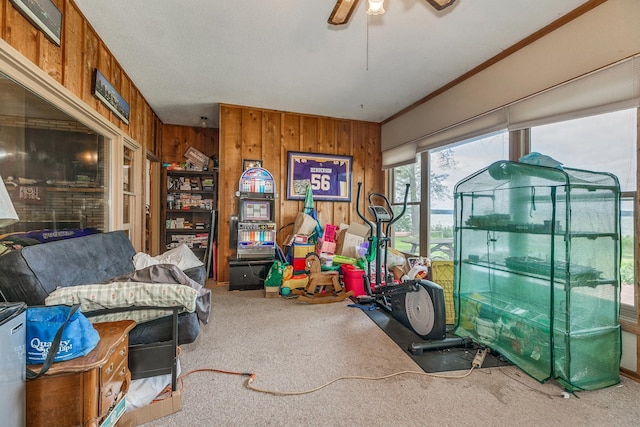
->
xmin=389 ymin=131 xmax=508 ymax=259
xmin=530 ymin=108 xmax=637 ymax=314
xmin=389 ymin=159 xmax=421 ymax=255
xmin=427 ymin=132 xmax=508 ymax=260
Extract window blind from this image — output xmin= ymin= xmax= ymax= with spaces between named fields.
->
xmin=387 ymin=54 xmax=640 ymax=157
xmin=508 ymin=55 xmax=640 ymax=131
xmin=416 ymin=108 xmax=509 ymax=153
xmin=382 ymin=141 xmax=417 ymax=169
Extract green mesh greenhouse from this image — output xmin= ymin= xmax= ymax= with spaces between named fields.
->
xmin=453 ymin=160 xmax=621 ymax=391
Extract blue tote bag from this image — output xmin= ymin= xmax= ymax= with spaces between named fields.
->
xmin=26 ymin=304 xmax=100 ymax=378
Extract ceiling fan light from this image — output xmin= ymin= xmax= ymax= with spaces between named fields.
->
xmin=366 ymin=0 xmax=385 ymax=16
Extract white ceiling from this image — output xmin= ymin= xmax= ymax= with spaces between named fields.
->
xmin=73 ymin=0 xmax=590 ymax=129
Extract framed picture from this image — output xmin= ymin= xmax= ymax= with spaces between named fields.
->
xmin=286 ymin=151 xmax=352 ymax=202
xmin=10 ymin=0 xmax=62 ymax=46
xmin=91 ymin=69 xmax=131 ymax=124
xmin=243 ymin=159 xmax=262 ymax=171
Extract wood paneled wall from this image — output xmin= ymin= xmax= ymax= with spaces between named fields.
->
xmin=218 ymin=104 xmax=384 ymax=283
xmin=160 ymin=124 xmax=218 ymax=165
xmin=0 ymin=0 xmax=158 ymax=154
xmin=1 ymin=1 xmax=385 ymax=284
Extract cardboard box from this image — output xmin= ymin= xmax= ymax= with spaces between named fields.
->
xmin=101 ymin=394 xmax=127 ymax=427
xmin=293 ymin=212 xmax=317 ymax=236
xmin=391 ymin=265 xmax=408 ymax=281
xmin=183 ymin=146 xmax=209 ymax=169
xmin=336 ymin=222 xmax=369 ymax=259
xmin=293 ymin=243 xmax=315 ymax=258
xmin=116 ymin=391 xmax=182 ymax=426
xmin=283 ymin=234 xmax=310 ymax=247
xmin=264 ymin=285 xmax=280 ymax=298
xmin=316 ymin=238 xmax=336 ymax=254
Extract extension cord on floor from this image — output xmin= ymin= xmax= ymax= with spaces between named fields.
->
xmin=472 ymin=348 xmax=488 ymax=368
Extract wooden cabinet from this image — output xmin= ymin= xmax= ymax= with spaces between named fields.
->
xmin=26 ymin=320 xmax=135 ymax=427
xmin=162 ymin=169 xmax=218 ymax=276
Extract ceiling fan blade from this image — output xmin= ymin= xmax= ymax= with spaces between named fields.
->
xmin=425 ymin=0 xmax=457 ymax=10
xmin=328 ymin=0 xmax=361 ymax=25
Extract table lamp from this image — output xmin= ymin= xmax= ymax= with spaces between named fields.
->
xmin=0 ymin=176 xmax=19 ymax=227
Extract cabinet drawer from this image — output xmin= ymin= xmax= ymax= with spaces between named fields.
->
xmin=99 ymin=337 xmax=129 ymax=415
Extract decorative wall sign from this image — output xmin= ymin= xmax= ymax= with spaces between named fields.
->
xmin=242 ymin=159 xmax=262 ymax=171
xmin=10 ymin=0 xmax=62 ymax=46
xmin=91 ymin=69 xmax=130 ymax=124
xmin=18 ymin=186 xmax=45 ymax=204
xmin=286 ymin=151 xmax=352 ymax=202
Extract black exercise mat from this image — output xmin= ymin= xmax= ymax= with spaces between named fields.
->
xmin=361 ymin=307 xmax=511 ymax=373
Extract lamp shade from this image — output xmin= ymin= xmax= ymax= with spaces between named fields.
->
xmin=0 ymin=176 xmax=19 ymax=228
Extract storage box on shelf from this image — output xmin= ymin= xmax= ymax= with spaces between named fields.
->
xmin=453 ymin=160 xmax=621 ymax=391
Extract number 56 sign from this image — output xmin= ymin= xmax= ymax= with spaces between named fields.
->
xmin=286 ymin=151 xmax=352 ymax=202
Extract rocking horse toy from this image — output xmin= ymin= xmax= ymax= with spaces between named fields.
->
xmin=292 ymin=253 xmax=354 ymax=304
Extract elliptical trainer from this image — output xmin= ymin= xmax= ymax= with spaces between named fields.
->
xmin=355 ymin=182 xmax=447 ymax=340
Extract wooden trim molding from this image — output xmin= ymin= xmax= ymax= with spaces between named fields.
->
xmin=620 ymin=368 xmax=640 ymax=382
xmin=620 ymin=318 xmax=640 ymax=335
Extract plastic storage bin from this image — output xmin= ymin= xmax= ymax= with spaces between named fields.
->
xmin=341 ymin=264 xmax=366 ymax=296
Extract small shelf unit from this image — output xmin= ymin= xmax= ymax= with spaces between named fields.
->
xmin=161 ymin=169 xmax=217 ymax=276
xmin=453 ymin=160 xmax=621 ymax=391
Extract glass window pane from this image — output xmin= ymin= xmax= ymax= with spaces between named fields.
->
xmin=392 ymin=161 xmax=420 ymax=204
xmin=531 ymin=109 xmax=636 ymax=191
xmin=123 ymin=193 xmax=131 ymax=223
xmin=123 ymin=146 xmax=132 ymax=193
xmin=0 ymin=72 xmax=108 ymax=234
xmin=531 ymin=109 xmax=637 ymax=310
xmin=621 ymin=197 xmax=635 ymax=307
xmin=391 ymin=204 xmax=420 ymax=255
xmin=429 ymin=131 xmax=508 ymax=259
xmin=390 ymin=160 xmax=421 ymax=254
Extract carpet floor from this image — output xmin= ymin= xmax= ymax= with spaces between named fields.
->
xmin=141 ymin=285 xmax=640 ymax=427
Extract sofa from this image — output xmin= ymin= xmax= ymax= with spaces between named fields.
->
xmin=0 ymin=230 xmax=210 ymax=383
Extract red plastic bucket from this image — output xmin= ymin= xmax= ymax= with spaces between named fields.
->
xmin=341 ymin=264 xmax=367 ymax=296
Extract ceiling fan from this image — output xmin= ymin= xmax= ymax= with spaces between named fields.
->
xmin=328 ymin=0 xmax=457 ymax=25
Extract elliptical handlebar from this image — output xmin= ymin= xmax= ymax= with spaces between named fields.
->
xmin=356 ymin=182 xmax=375 ymax=235
xmin=389 ymin=183 xmax=411 ymax=229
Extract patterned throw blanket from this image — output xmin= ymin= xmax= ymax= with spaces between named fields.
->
xmin=45 ymin=264 xmax=211 ymax=325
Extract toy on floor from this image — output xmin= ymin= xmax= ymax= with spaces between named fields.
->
xmin=292 ymin=253 xmax=353 ymax=304
xmin=403 ymin=257 xmax=430 ymax=281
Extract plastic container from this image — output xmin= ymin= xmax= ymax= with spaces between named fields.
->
xmin=323 ymin=224 xmax=337 ymax=242
xmin=332 ymin=255 xmax=357 ymax=265
xmin=341 ymin=264 xmax=367 ymax=296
